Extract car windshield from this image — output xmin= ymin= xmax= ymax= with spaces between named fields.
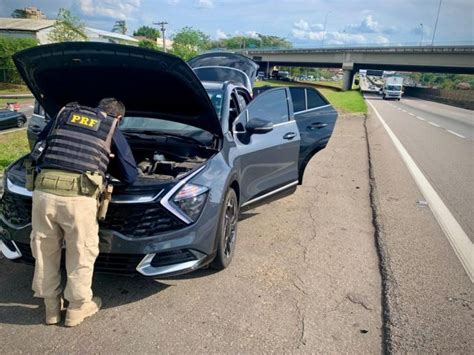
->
xmin=387 ymin=85 xmax=402 ymax=91
xmin=206 ymin=88 xmax=224 ymax=118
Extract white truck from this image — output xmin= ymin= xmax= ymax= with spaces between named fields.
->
xmin=382 ymin=76 xmax=404 ymax=100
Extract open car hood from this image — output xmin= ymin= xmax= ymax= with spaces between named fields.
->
xmin=188 ymin=52 xmax=259 ymax=90
xmin=13 ymin=42 xmax=223 ymax=137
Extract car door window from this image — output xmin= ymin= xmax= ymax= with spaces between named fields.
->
xmin=289 ymin=87 xmax=306 ymax=113
xmin=306 ymin=89 xmax=328 ymax=109
xmin=247 ymin=88 xmax=289 ymax=124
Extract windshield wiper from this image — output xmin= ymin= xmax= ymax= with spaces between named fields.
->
xmin=122 ymin=130 xmax=216 ymax=150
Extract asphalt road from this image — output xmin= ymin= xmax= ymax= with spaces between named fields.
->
xmin=365 ymin=95 xmax=474 ymax=241
xmin=365 ymin=102 xmax=473 ymax=352
xmin=0 ymin=114 xmax=384 ymax=353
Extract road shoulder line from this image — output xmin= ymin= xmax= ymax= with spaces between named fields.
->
xmin=366 ymin=99 xmax=474 ymax=282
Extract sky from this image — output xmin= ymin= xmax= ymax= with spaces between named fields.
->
xmin=1 ymin=0 xmax=473 ymax=46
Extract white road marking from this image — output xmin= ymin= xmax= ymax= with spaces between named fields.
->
xmin=408 ymin=112 xmax=415 ymax=117
xmin=429 ymin=122 xmax=441 ymax=128
xmin=446 ymin=130 xmax=466 ymax=139
xmin=367 ymin=99 xmax=474 ymax=282
xmin=416 ymin=116 xmax=425 ymax=121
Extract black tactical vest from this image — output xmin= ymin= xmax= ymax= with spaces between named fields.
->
xmin=40 ymin=103 xmax=118 ymax=177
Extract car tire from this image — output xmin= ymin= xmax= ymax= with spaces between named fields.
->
xmin=211 ymin=188 xmax=239 ymax=270
xmin=17 ymin=117 xmax=26 ymax=128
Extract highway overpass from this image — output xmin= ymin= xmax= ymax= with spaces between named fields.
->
xmin=244 ymin=46 xmax=474 ymax=90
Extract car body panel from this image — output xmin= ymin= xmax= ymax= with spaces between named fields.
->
xmin=13 ymin=42 xmax=223 ymax=137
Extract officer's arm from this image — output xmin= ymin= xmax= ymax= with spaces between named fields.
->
xmin=109 ymin=129 xmax=138 ymax=185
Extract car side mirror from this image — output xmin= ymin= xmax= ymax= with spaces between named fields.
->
xmin=245 ymin=118 xmax=273 ymax=134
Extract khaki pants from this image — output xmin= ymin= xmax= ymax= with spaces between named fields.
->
xmin=30 ymin=190 xmax=99 ymax=304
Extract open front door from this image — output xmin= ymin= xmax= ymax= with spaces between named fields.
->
xmin=232 ymin=87 xmax=300 ymax=209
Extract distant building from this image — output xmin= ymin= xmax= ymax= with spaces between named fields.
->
xmin=0 ymin=18 xmax=55 ymax=43
xmin=0 ymin=18 xmax=138 ymax=45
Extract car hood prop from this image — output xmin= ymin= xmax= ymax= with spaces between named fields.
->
xmin=13 ymin=42 xmax=223 ymax=138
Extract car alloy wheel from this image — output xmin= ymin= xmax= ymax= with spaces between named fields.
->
xmin=17 ymin=119 xmax=26 ymax=128
xmin=211 ymin=188 xmax=239 ymax=270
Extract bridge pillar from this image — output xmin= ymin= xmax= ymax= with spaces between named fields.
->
xmin=342 ymin=62 xmax=355 ymax=91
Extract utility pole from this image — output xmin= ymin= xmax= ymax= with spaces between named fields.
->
xmin=154 ymin=21 xmax=168 ymax=52
xmin=431 ymin=0 xmax=442 ymax=46
xmin=419 ymin=23 xmax=424 ymax=46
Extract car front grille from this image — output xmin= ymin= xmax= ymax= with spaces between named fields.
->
xmin=0 ymin=190 xmax=186 ymax=237
xmin=15 ymin=242 xmax=144 ymax=275
xmin=100 ymin=202 xmax=186 ymax=238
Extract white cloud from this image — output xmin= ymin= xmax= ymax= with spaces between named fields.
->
xmin=294 ymin=19 xmax=323 ymax=31
xmin=216 ymin=29 xmax=227 ymax=39
xmin=374 ymin=35 xmax=389 ymax=44
xmin=294 ymin=19 xmax=310 ymax=31
xmin=346 ymin=14 xmax=379 ymax=33
xmin=197 ymin=0 xmax=213 ymax=8
xmin=77 ymin=0 xmax=140 ymax=20
xmin=167 ymin=0 xmax=179 ymax=4
xmin=327 ymin=32 xmax=367 ymax=45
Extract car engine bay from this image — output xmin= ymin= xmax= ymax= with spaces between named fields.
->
xmin=133 ymin=147 xmax=209 ymax=181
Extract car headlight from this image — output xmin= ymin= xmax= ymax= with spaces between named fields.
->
xmin=172 ymin=183 xmax=209 ymax=223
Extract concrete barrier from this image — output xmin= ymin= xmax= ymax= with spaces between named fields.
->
xmin=403 ymin=87 xmax=474 ymax=110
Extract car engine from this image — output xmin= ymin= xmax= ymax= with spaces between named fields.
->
xmin=137 ymin=151 xmax=206 ymax=181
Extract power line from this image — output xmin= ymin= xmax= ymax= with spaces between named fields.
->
xmin=153 ymin=21 xmax=168 ymax=52
xmin=431 ymin=0 xmax=442 ymax=46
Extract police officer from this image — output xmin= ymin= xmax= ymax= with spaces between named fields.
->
xmin=30 ymin=98 xmax=137 ymax=326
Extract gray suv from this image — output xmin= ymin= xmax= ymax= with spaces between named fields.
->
xmin=0 ymin=43 xmax=337 ymax=277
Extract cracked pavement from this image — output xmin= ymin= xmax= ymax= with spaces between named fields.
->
xmin=0 ymin=114 xmax=383 ymax=353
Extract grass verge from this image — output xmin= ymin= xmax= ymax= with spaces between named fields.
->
xmin=255 ymin=80 xmax=367 ymax=113
xmin=0 ymin=83 xmax=30 ymax=95
xmin=319 ymin=89 xmax=367 ymax=113
xmin=0 ymin=130 xmax=29 ymax=171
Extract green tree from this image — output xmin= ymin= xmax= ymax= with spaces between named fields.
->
xmin=133 ymin=26 xmax=160 ymax=40
xmin=0 ymin=37 xmax=38 ymax=83
xmin=11 ymin=9 xmax=28 ymax=18
xmin=209 ymin=33 xmax=292 ymax=50
xmin=138 ymin=40 xmax=160 ymax=51
xmin=112 ymin=20 xmax=127 ymax=35
xmin=171 ymin=27 xmax=210 ymax=61
xmin=48 ymin=8 xmax=87 ymax=43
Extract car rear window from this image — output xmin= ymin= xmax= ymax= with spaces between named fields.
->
xmin=306 ymin=89 xmax=327 ymax=109
xmin=289 ymin=87 xmax=306 ymax=112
